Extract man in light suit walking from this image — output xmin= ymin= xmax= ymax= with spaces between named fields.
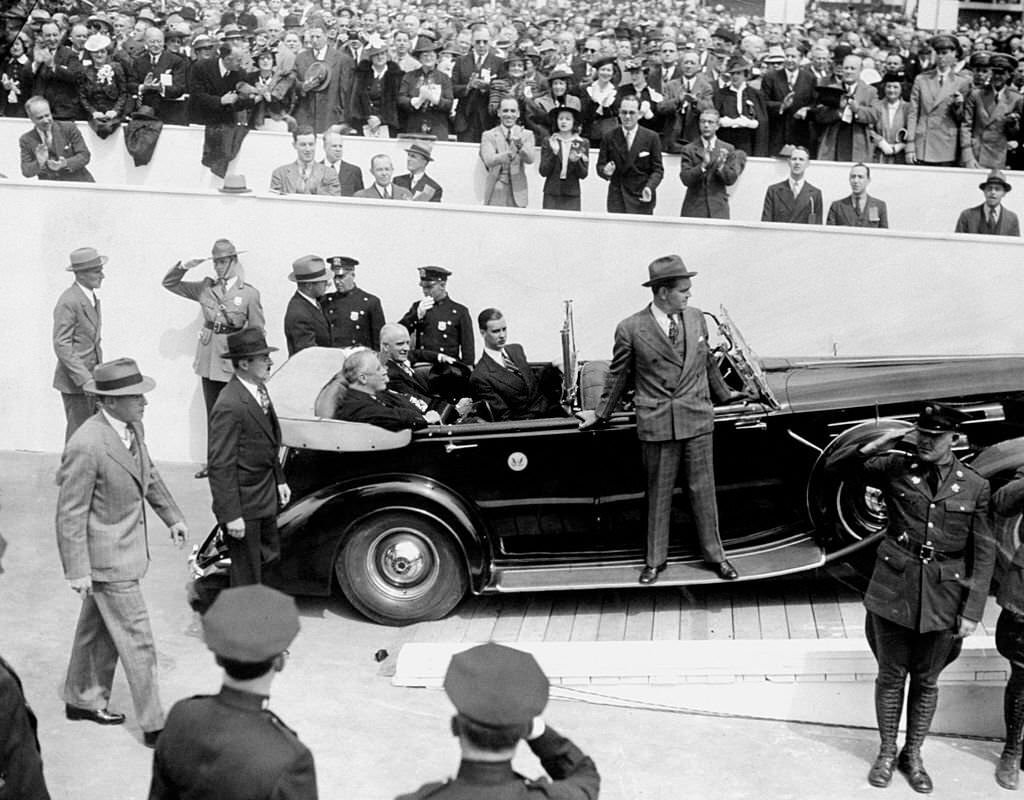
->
xmin=57 ymin=358 xmax=188 ymax=746
xmin=53 ymin=247 xmax=105 ymax=441
xmin=579 ymin=255 xmax=743 ymax=585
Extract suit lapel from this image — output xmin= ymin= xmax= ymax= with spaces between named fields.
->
xmin=100 ymin=417 xmax=143 ymax=487
xmin=241 ymin=382 xmax=276 ymax=440
xmin=481 ymin=354 xmax=525 ymax=392
xmin=638 ymin=308 xmax=682 ymax=366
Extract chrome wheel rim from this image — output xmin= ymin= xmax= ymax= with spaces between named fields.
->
xmin=364 ymin=527 xmax=440 ymax=601
xmin=836 ymin=481 xmax=888 ymax=542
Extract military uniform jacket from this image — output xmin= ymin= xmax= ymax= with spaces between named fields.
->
xmin=0 ymin=656 xmax=50 ymax=800
xmin=52 ymin=282 xmax=102 ymax=394
xmin=320 ymin=285 xmax=385 ymax=350
xmin=862 ymin=452 xmax=994 ymax=632
xmin=994 ymin=468 xmax=1024 ymax=616
xmin=148 ymin=686 xmax=317 ymax=800
xmin=395 ymin=726 xmax=598 ymax=800
xmin=162 ymin=266 xmax=265 ymax=381
xmin=399 ymin=295 xmax=475 ymax=365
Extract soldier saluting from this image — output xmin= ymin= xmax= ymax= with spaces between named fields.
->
xmin=849 ymin=402 xmax=995 ymax=794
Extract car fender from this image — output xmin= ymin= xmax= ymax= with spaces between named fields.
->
xmin=277 ymin=474 xmax=490 ymax=595
xmin=966 ymin=435 xmax=1024 ymax=480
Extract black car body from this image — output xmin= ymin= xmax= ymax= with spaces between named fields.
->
xmin=193 ymin=311 xmax=1024 ymax=625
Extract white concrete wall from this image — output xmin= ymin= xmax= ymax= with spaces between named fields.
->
xmin=4 ymin=179 xmax=1023 ymax=462
xmin=0 ymin=117 xmax=1007 ymax=234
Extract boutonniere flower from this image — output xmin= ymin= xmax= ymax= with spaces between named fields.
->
xmin=96 ymin=64 xmax=114 ymax=86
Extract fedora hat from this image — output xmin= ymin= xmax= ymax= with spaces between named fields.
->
xmin=642 ymin=254 xmax=697 ymax=287
xmin=67 ymin=246 xmax=108 ymax=272
xmin=289 ymin=255 xmax=329 ymax=282
xmin=980 ymin=169 xmax=1012 ymax=192
xmin=132 ymin=104 xmax=159 ymax=120
xmin=404 ymin=140 xmax=434 ymax=161
xmin=219 ymin=174 xmax=252 ymax=194
xmin=84 ymin=358 xmax=156 ymax=395
xmin=222 ymin=328 xmax=278 ymax=360
xmin=302 ymin=60 xmax=331 ymax=91
xmin=411 ymin=35 xmax=441 ymax=54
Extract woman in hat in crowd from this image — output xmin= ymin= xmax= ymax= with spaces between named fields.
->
xmin=584 ymin=53 xmax=620 ymax=147
xmin=349 ymin=38 xmax=403 ymax=137
xmin=538 ymin=105 xmax=589 ymax=211
xmin=525 ymin=63 xmax=581 ymax=137
xmin=870 ymin=70 xmax=910 ymax=164
xmin=162 ymin=239 xmax=265 ymax=478
xmin=79 ymin=34 xmax=129 ymax=139
xmin=0 ymin=30 xmax=32 ymax=118
xmin=244 ymin=48 xmax=296 ymax=131
xmin=713 ymin=53 xmax=767 ymax=157
xmin=398 ymin=36 xmax=454 ymax=139
xmin=616 ymin=56 xmax=666 ymax=135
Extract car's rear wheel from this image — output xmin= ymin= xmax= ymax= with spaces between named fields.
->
xmin=336 ymin=510 xmax=468 ymax=626
xmin=834 ymin=478 xmax=888 ymax=543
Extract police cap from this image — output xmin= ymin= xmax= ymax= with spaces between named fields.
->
xmin=203 ymin=585 xmax=300 ymax=662
xmin=444 ymin=643 xmax=549 ymax=727
xmin=915 ymin=402 xmax=969 ymax=434
xmin=328 ymin=256 xmax=359 ymax=271
xmin=418 ymin=265 xmax=451 ymax=281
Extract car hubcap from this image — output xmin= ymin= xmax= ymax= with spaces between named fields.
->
xmin=366 ymin=528 xmax=439 ymax=600
xmin=836 ymin=481 xmax=888 ymax=541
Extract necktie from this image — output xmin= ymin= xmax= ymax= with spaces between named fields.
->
xmin=926 ymin=466 xmax=940 ymax=495
xmin=127 ymin=427 xmax=142 ymax=472
xmin=668 ymin=314 xmax=679 ymax=344
xmin=152 ymin=55 xmax=158 ymax=67
xmin=257 ymin=383 xmax=271 ymax=414
xmin=501 ymin=349 xmax=521 ymax=375
xmin=990 ymin=209 xmax=998 ymax=229
xmin=854 ymin=197 xmax=862 ymax=215
xmin=938 ymin=74 xmax=944 ymax=88
xmin=401 ymin=361 xmax=414 ymax=376
xmin=93 ymin=294 xmax=101 ymax=320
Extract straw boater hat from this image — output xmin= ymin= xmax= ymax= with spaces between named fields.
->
xmin=67 ymin=247 xmax=108 ymax=272
xmin=84 ymin=358 xmax=156 ymax=395
xmin=289 ymin=255 xmax=329 ymax=282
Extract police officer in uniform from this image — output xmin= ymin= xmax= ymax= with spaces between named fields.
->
xmin=852 ymin=403 xmax=994 ymax=793
xmin=395 ymin=642 xmax=599 ymax=800
xmin=162 ymin=239 xmax=265 ymax=478
xmin=398 ymin=266 xmax=475 ymax=366
xmin=990 ymin=469 xmax=1024 ymax=789
xmin=148 ymin=585 xmax=317 ymax=799
xmin=319 ymin=256 xmax=385 ymax=351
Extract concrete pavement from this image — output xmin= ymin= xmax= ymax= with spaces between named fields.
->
xmin=0 ymin=451 xmax=1010 ymax=799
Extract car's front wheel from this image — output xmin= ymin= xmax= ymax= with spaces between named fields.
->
xmin=336 ymin=510 xmax=468 ymax=626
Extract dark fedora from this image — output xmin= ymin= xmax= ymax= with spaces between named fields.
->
xmin=84 ymin=358 xmax=156 ymax=395
xmin=67 ymin=246 xmax=108 ymax=272
xmin=222 ymin=328 xmax=278 ymax=360
xmin=980 ymin=169 xmax=1012 ymax=192
xmin=132 ymin=104 xmax=159 ymax=120
xmin=642 ymin=254 xmax=697 ymax=287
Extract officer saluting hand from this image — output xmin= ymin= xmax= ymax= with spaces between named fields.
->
xmin=856 ymin=402 xmax=995 ymax=794
xmin=148 ymin=586 xmax=317 ymax=799
xmin=396 ymin=643 xmax=599 ymax=800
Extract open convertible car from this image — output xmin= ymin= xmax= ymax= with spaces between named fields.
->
xmin=192 ymin=308 xmax=1024 ymax=625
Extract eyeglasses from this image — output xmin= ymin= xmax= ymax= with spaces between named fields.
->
xmin=619 ymin=110 xmax=639 ymax=115
xmin=582 ymin=47 xmax=596 ymax=53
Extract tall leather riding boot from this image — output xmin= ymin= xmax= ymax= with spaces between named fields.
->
xmin=868 ymin=681 xmax=904 ymax=787
xmin=998 ymin=676 xmax=1024 ymax=790
xmin=899 ymin=684 xmax=939 ymax=794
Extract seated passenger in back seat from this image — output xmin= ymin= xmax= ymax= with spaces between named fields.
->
xmin=326 ymin=349 xmax=440 ymax=431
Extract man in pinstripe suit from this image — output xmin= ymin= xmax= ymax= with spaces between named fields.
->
xmin=56 ymin=358 xmax=188 ymax=746
xmin=578 ymin=255 xmax=743 ymax=585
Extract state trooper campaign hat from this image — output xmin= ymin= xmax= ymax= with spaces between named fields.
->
xmin=642 ymin=254 xmax=697 ymax=287
xmin=328 ymin=256 xmax=359 ymax=272
xmin=915 ymin=402 xmax=969 ymax=434
xmin=203 ymin=585 xmax=299 ymax=662
xmin=443 ymin=643 xmax=549 ymax=727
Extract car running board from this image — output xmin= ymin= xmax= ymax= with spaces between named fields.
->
xmin=487 ymin=535 xmax=825 ymax=593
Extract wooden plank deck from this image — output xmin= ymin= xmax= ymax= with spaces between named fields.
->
xmin=409 ymin=573 xmax=898 ymax=645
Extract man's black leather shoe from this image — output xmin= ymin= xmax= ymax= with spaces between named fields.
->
xmin=898 ymin=751 xmax=934 ymax=794
xmin=715 ymin=560 xmax=739 ymax=580
xmin=867 ymin=752 xmax=896 ymax=787
xmin=638 ymin=563 xmax=666 ymax=585
xmin=65 ymin=704 xmax=125 ymax=725
xmin=143 ymin=729 xmax=162 ymax=748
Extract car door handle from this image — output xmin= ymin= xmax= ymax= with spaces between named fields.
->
xmin=444 ymin=442 xmax=479 ymax=453
xmin=735 ymin=419 xmax=767 ymax=431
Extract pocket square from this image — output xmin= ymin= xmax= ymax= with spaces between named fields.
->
xmin=638 ymin=151 xmax=650 ymax=157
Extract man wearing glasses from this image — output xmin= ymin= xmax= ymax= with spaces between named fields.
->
xmin=597 ymin=95 xmax=664 ymax=214
xmin=572 ymin=37 xmax=602 ymax=88
xmin=452 ymin=24 xmax=502 ymax=142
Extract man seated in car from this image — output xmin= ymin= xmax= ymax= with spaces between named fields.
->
xmin=469 ymin=308 xmax=565 ymax=421
xmin=380 ymin=323 xmax=474 ymax=421
xmin=329 ymin=349 xmax=440 ymax=431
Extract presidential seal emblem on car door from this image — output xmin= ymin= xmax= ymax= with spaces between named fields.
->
xmin=507 ymin=452 xmax=528 ymax=472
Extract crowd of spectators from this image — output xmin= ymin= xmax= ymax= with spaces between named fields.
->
xmin=5 ymin=1 xmax=1024 ymax=226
